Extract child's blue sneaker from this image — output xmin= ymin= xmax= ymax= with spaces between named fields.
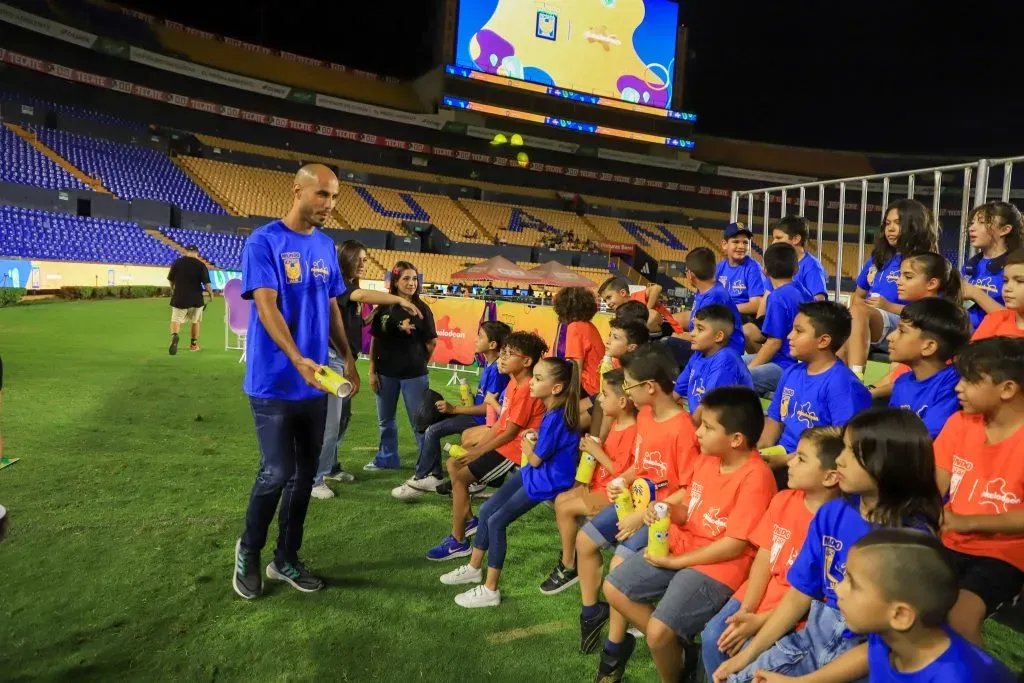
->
xmin=425 ymin=535 xmax=473 ymax=562
xmin=465 ymin=516 xmax=479 ymax=537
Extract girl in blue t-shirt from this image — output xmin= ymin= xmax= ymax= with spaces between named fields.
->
xmin=848 ymin=199 xmax=938 ymax=379
xmin=439 ymin=357 xmax=582 ymax=608
xmin=713 ymin=408 xmax=943 ymax=682
xmin=962 ymin=201 xmax=1024 ymax=330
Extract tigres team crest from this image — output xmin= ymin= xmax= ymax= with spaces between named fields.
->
xmin=779 ymin=387 xmax=794 ymax=419
xmin=282 ymin=252 xmax=302 ymax=284
xmin=866 ymin=266 xmax=878 ymax=286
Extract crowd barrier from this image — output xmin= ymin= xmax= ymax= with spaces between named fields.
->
xmin=730 ymin=155 xmax=1024 ymax=301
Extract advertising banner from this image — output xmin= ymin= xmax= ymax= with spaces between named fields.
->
xmin=424 ymin=296 xmax=486 ymax=366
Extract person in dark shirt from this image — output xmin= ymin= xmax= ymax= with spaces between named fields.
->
xmin=167 ymin=245 xmax=213 ymax=355
xmin=311 ymin=240 xmax=422 ymax=499
xmin=365 ymin=260 xmax=437 ymax=471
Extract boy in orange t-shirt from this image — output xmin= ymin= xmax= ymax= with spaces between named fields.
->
xmin=699 ymin=425 xmax=843 ymax=679
xmin=576 ymin=343 xmax=699 ymax=656
xmin=935 ymin=336 xmax=1024 ymax=646
xmin=541 ymin=368 xmax=638 ymax=595
xmin=598 ymin=276 xmax=684 ymax=335
xmin=972 ymin=249 xmax=1024 ymax=341
xmin=426 ymin=332 xmax=547 ymax=562
xmin=600 ymin=387 xmax=776 ymax=683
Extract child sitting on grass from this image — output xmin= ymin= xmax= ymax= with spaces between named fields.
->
xmin=440 ymin=357 xmax=582 ymax=608
xmin=541 ymin=368 xmax=638 ymax=595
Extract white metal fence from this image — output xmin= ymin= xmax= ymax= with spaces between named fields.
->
xmin=729 ymin=156 xmax=1024 ymax=301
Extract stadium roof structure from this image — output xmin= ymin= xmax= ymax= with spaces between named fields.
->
xmin=525 ymin=261 xmax=598 ymax=288
xmin=450 ymin=256 xmax=532 ymax=282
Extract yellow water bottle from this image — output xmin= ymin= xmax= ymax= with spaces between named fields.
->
xmin=458 ymin=378 xmax=473 ymax=406
xmin=612 ymin=478 xmax=634 ymax=521
xmin=443 ymin=443 xmax=468 ymax=459
xmin=648 ymin=502 xmax=671 ymax=557
xmin=598 ymin=354 xmax=614 ymax=393
xmin=522 ymin=431 xmax=537 ymax=467
xmin=315 ymin=366 xmax=353 ymax=398
xmin=575 ymin=435 xmax=600 ymax=485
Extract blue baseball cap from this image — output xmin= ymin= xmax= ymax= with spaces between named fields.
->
xmin=724 ymin=222 xmax=753 ymax=239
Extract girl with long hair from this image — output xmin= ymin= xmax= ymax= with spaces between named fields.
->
xmin=962 ymin=201 xmax=1024 ymax=329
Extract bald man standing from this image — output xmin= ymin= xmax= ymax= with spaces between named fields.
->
xmin=233 ymin=164 xmax=358 ymax=600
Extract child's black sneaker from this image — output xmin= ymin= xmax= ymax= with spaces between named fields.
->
xmin=539 ymin=560 xmax=579 ymax=595
xmin=680 ymin=637 xmax=701 ymax=683
xmin=579 ymin=601 xmax=610 ymax=654
xmin=168 ymin=333 xmax=179 ymax=356
xmin=265 ymin=559 xmax=324 ymax=593
xmin=232 ymin=539 xmax=261 ymax=600
xmin=594 ymin=632 xmax=636 ymax=683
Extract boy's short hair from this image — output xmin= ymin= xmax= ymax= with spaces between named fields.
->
xmin=610 ymin=318 xmax=650 ymax=346
xmin=798 ymin=426 xmax=844 ymax=469
xmin=613 ymin=300 xmax=649 ymax=325
xmin=598 ymin=276 xmax=631 ymax=296
xmin=700 ymin=386 xmax=765 ymax=448
xmin=955 ymin=336 xmax=1024 ymax=388
xmin=685 ymin=247 xmax=717 ymax=281
xmin=763 ymin=242 xmax=799 ymax=280
xmin=620 ymin=343 xmax=679 ymax=394
xmin=479 ymin=321 xmax=512 ymax=349
xmin=898 ymin=298 xmax=971 ymax=362
xmin=852 ymin=529 xmax=958 ymax=628
xmin=503 ymin=331 xmax=549 ymax=367
xmin=693 ymin=304 xmax=736 ymax=336
xmin=1006 ymin=247 xmax=1024 ymax=268
xmin=773 ymin=215 xmax=810 ymax=246
xmin=798 ymin=301 xmax=852 ymax=352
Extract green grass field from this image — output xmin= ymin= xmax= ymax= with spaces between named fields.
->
xmin=1 ymin=298 xmax=1020 ymax=682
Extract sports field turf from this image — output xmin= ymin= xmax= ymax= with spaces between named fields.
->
xmin=0 ymin=297 xmax=1020 ymax=681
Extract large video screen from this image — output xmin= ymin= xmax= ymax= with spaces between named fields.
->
xmin=454 ymin=0 xmax=679 ymax=110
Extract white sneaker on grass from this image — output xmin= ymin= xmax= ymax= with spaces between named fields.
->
xmin=311 ymin=484 xmax=335 ymax=499
xmin=440 ymin=564 xmax=482 ymax=586
xmin=325 ymin=470 xmax=355 ymax=483
xmin=454 ymin=584 xmax=500 ymax=608
xmin=409 ymin=474 xmax=444 ymax=492
xmin=391 ymin=481 xmax=426 ymax=500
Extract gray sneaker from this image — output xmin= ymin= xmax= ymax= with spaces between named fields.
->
xmin=325 ymin=470 xmax=356 ymax=483
xmin=265 ymin=559 xmax=324 ymax=593
xmin=232 ymin=539 xmax=261 ymax=600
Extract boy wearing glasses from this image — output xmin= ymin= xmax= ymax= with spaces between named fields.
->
xmin=576 ymin=343 xmax=701 ymax=655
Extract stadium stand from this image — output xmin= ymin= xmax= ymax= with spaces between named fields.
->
xmin=30 ymin=126 xmax=225 ymax=212
xmin=160 ymin=226 xmax=245 ymax=271
xmin=0 ymin=124 xmax=90 ymax=191
xmin=335 ymin=184 xmax=492 ymax=243
xmin=459 ymin=200 xmax=602 ymax=249
xmin=0 ymin=205 xmax=180 ymax=265
xmin=0 ymin=90 xmax=147 ymax=132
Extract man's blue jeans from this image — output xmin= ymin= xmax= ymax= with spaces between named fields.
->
xmin=240 ymin=394 xmax=327 ymax=565
xmin=373 ymin=374 xmax=429 ymax=468
xmin=314 ymin=350 xmax=352 ymax=485
xmin=415 ymin=414 xmax=479 ymax=479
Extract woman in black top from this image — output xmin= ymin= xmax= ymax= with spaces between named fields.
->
xmin=313 ymin=242 xmax=421 ymax=496
xmin=364 ymin=260 xmax=437 ymax=471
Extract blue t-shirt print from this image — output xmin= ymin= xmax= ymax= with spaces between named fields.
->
xmin=761 ymin=282 xmax=814 ymax=369
xmin=856 ymin=255 xmax=904 ymax=304
xmin=675 ymin=348 xmax=753 ymax=412
xmin=690 ymin=283 xmax=746 ymax=354
xmin=473 ymin=360 xmax=511 ymax=426
xmin=715 ymin=256 xmax=766 ymax=305
xmin=768 ymin=360 xmax=871 ymax=452
xmin=867 ymin=628 xmax=1016 ymax=682
xmin=787 ymin=497 xmax=873 ymax=608
xmin=962 ymin=257 xmax=1005 ymax=330
xmin=889 ymin=365 xmax=960 ymax=438
xmin=521 ymin=406 xmax=578 ymax=501
xmin=241 ymin=220 xmax=344 ymax=401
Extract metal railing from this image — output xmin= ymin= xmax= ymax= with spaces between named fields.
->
xmin=729 ymin=155 xmax=1024 ymax=302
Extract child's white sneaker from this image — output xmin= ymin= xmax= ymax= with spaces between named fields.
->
xmin=440 ymin=564 xmax=482 ymax=585
xmin=454 ymin=584 xmax=500 ymax=608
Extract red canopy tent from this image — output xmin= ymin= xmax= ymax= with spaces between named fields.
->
xmin=524 ymin=261 xmax=598 ymax=288
xmin=450 ymin=255 xmax=533 ymax=282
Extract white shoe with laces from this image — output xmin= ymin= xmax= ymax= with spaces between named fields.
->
xmin=408 ymin=474 xmax=444 ymax=492
xmin=440 ymin=564 xmax=482 ymax=586
xmin=391 ymin=481 xmax=426 ymax=501
xmin=454 ymin=584 xmax=500 ymax=608
xmin=310 ymin=484 xmax=335 ymax=499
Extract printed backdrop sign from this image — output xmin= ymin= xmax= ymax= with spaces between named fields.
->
xmin=495 ymin=303 xmax=559 ymax=356
xmin=424 ymin=296 xmax=487 ymax=366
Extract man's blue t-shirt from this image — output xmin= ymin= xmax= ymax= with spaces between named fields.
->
xmin=787 ymin=497 xmax=874 ymax=609
xmin=867 ymin=629 xmax=1015 ymax=682
xmin=856 ymin=255 xmax=905 ymax=305
xmin=675 ymin=348 xmax=753 ymax=413
xmin=241 ymin=220 xmax=344 ymax=401
xmin=962 ymin=257 xmax=1006 ymax=330
xmin=889 ymin=365 xmax=960 ymax=438
xmin=766 ymin=252 xmax=830 ymax=299
xmin=691 ymin=283 xmax=746 ymax=354
xmin=768 ymin=360 xmax=871 ymax=452
xmin=473 ymin=360 xmax=511 ymax=426
xmin=521 ymin=406 xmax=578 ymax=501
xmin=761 ymin=282 xmax=814 ymax=370
xmin=715 ymin=256 xmax=766 ymax=306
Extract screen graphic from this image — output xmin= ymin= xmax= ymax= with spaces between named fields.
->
xmin=454 ymin=0 xmax=680 ymax=110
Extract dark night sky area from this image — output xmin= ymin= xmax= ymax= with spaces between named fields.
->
xmin=119 ymin=0 xmax=1023 ymax=156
